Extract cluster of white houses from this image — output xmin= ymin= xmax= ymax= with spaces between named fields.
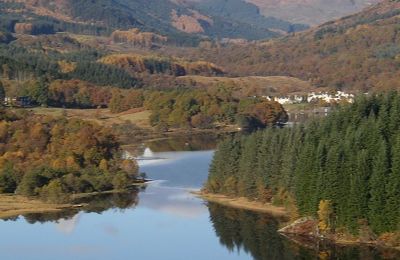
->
xmin=4 ymin=96 xmax=32 ymax=107
xmin=264 ymin=91 xmax=355 ymax=105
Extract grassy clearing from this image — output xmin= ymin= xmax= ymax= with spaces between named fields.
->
xmin=176 ymin=75 xmax=316 ymax=95
xmin=283 ymin=103 xmax=316 ymax=112
xmin=30 ymin=107 xmax=152 ymax=128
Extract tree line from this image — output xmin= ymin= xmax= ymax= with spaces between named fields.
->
xmin=144 ymin=88 xmax=287 ymax=130
xmin=206 ymin=92 xmax=400 ymax=238
xmin=0 ymin=44 xmax=138 ymax=89
xmin=2 ymin=79 xmax=287 ymax=130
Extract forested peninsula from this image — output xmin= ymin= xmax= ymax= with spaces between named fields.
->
xmin=0 ymin=109 xmax=142 ymax=206
xmin=205 ymin=92 xmax=400 ymax=248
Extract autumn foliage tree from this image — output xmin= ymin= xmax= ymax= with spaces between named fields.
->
xmin=0 ymin=109 xmax=140 ymax=202
xmin=145 ymin=88 xmax=287 ymax=130
xmin=318 ymin=200 xmax=334 ymax=234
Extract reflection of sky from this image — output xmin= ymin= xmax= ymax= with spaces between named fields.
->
xmin=137 ymin=149 xmax=213 ymax=218
xmin=138 ymin=149 xmax=215 ymax=189
xmin=56 ymin=214 xmax=81 ymax=234
xmin=0 ymin=147 xmax=252 ymax=260
xmin=0 ymin=206 xmax=250 ymax=260
xmin=138 ymin=182 xmax=208 ymax=218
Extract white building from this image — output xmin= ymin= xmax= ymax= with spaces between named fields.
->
xmin=263 ymin=91 xmax=354 ymax=105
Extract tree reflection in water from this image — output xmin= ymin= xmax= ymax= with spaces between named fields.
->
xmin=207 ymin=202 xmax=400 ymax=260
xmin=147 ymin=133 xmax=221 ymax=152
xmin=5 ymin=188 xmax=142 ymax=224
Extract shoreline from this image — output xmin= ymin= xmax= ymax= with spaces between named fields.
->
xmin=283 ymin=232 xmax=400 ymax=252
xmin=0 ymin=194 xmax=78 ymax=219
xmin=0 ymin=185 xmax=148 ymax=219
xmin=278 ymin=217 xmax=400 ymax=251
xmin=195 ymin=192 xmax=400 ymax=251
xmin=193 ymin=191 xmax=288 ymax=217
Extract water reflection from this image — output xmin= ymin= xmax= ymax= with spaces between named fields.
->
xmin=147 ymin=133 xmax=221 ymax=152
xmin=208 ymin=202 xmax=308 ymax=260
xmin=2 ymin=189 xmax=141 ymax=224
xmin=56 ymin=214 xmax=81 ymax=234
xmin=208 ymin=202 xmax=400 ymax=260
xmin=1 ymin=137 xmax=399 ymax=260
xmin=138 ymin=182 xmax=207 ymax=218
xmin=138 ymin=149 xmax=214 ymax=189
xmin=74 ymin=189 xmax=141 ymax=213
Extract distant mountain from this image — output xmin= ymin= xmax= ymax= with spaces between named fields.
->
xmin=174 ymin=0 xmax=400 ymax=92
xmin=0 ymin=0 xmax=307 ymax=42
xmin=181 ymin=0 xmax=308 ymax=34
xmin=246 ymin=0 xmax=382 ymax=25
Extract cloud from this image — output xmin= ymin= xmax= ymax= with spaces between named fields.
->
xmin=55 ymin=213 xmax=81 ymax=234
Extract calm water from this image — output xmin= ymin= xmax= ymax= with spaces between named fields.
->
xmin=0 ymin=137 xmax=399 ymax=260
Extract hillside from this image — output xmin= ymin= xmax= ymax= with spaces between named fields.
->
xmin=175 ymin=75 xmax=315 ymax=96
xmin=2 ymin=0 xmax=399 ymax=94
xmin=169 ymin=0 xmax=400 ymax=92
xmin=99 ymin=54 xmax=225 ymax=77
xmin=0 ymin=0 xmax=306 ymax=42
xmin=183 ymin=0 xmax=308 ymax=34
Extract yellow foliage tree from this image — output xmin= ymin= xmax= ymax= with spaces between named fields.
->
xmin=66 ymin=156 xmax=79 ymax=170
xmin=121 ymin=159 xmax=138 ymax=177
xmin=52 ymin=159 xmax=65 ymax=170
xmin=318 ymin=200 xmax=334 ymax=234
xmin=99 ymin=159 xmax=109 ymax=172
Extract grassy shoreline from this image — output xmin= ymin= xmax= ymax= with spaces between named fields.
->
xmin=194 ymin=191 xmax=288 ymax=217
xmin=0 ymin=184 xmax=147 ymax=219
xmin=0 ymin=194 xmax=77 ymax=219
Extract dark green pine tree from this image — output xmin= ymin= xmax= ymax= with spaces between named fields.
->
xmin=29 ymin=78 xmax=49 ymax=106
xmin=237 ymin=135 xmax=259 ymax=198
xmin=207 ymin=136 xmax=241 ymax=195
xmin=346 ymin=149 xmax=370 ymax=233
xmin=368 ymin=140 xmax=389 ymax=233
xmin=321 ymin=138 xmax=341 ymax=204
xmin=268 ymin=131 xmax=285 ymax=188
xmin=377 ymin=95 xmax=391 ymax=141
xmin=385 ymin=133 xmax=400 ymax=231
xmin=294 ymin=138 xmax=318 ymax=215
xmin=207 ymin=138 xmax=233 ymax=193
xmin=388 ymin=92 xmax=400 ymax=141
xmin=315 ymin=139 xmax=328 ymax=204
xmin=221 ymin=137 xmax=241 ymax=195
xmin=255 ymin=131 xmax=272 ymax=189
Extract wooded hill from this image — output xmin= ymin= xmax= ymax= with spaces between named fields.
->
xmin=99 ymin=54 xmax=224 ymax=77
xmin=0 ymin=0 xmax=306 ymax=43
xmin=2 ymin=1 xmax=399 ymax=94
xmin=0 ymin=36 xmax=228 ymax=90
xmin=206 ymin=92 xmax=400 ymax=242
xmin=144 ymin=88 xmax=288 ymax=130
xmin=168 ymin=0 xmax=400 ymax=92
